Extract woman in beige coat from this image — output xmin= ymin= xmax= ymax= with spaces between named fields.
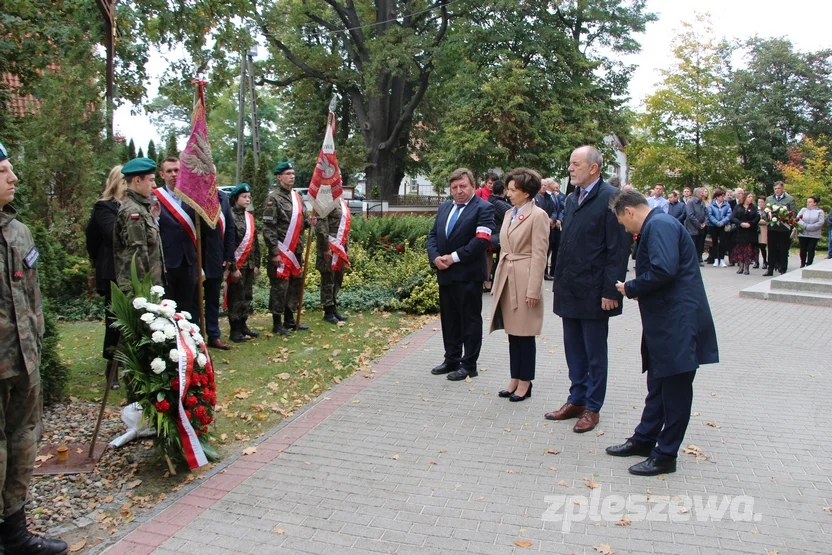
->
xmin=490 ymin=168 xmax=550 ymax=402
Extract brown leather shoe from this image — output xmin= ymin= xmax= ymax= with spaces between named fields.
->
xmin=573 ymin=410 xmax=599 ymax=433
xmin=544 ymin=403 xmax=586 ymax=421
xmin=208 ymin=338 xmax=232 ymax=351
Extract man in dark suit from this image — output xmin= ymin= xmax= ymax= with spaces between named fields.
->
xmin=609 ymin=190 xmax=719 ymax=475
xmin=197 ymin=190 xmax=237 ymax=350
xmin=545 ymin=146 xmax=630 ymax=433
xmin=154 ymin=157 xmax=198 ymax=314
xmin=427 ymin=167 xmax=495 ymax=381
xmin=543 ymin=178 xmax=563 ymax=280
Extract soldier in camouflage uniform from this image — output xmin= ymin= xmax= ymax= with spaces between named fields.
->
xmin=226 ymin=183 xmax=260 ymax=343
xmin=0 ymin=142 xmax=68 ymax=554
xmin=316 ymin=199 xmax=349 ymax=324
xmin=262 ymin=162 xmax=313 ymax=335
xmin=113 ymin=158 xmax=165 ymax=292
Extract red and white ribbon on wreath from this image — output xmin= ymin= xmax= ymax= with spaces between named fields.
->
xmin=223 ymin=212 xmax=255 ymax=309
xmin=276 ymin=190 xmax=304 ymax=278
xmin=328 ymin=197 xmax=351 ymax=271
xmin=173 ymin=314 xmax=209 ymax=469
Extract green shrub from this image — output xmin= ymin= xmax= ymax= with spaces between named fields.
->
xmin=350 ymin=215 xmax=435 ymax=255
xmin=40 ymin=302 xmax=70 ymax=404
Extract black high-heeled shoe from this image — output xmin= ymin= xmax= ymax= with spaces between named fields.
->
xmin=509 ymin=382 xmax=532 ymax=402
xmin=498 ymin=389 xmax=516 ymax=398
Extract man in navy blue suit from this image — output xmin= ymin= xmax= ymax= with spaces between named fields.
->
xmin=427 ymin=168 xmax=495 ymax=381
xmin=608 ymin=190 xmax=719 ymax=476
xmin=546 ymin=146 xmax=630 ymax=433
xmin=153 ymin=157 xmax=198 ymax=315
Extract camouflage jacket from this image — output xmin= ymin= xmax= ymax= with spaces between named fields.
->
xmin=113 ymin=189 xmax=165 ymax=292
xmin=0 ymin=205 xmax=44 ymax=379
xmin=232 ymin=206 xmax=260 ymax=271
xmin=315 ymin=201 xmax=349 ymax=272
xmin=262 ymin=186 xmax=306 ymax=258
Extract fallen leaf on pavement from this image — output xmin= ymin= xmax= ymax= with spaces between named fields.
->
xmin=273 ymin=527 xmax=285 ymax=534
xmin=558 ymin=480 xmax=569 ymax=487
xmin=584 ymin=478 xmax=600 ymax=489
xmin=615 ymin=516 xmax=632 ymax=527
xmin=68 ymin=539 xmax=86 ymax=552
xmin=392 ymin=454 xmax=399 ymax=460
xmin=594 ymin=544 xmax=615 ymax=554
xmin=126 ymin=480 xmax=142 ymax=489
xmin=706 ymin=421 xmax=720 ymax=428
xmin=544 ymin=448 xmax=560 ymax=455
xmin=549 ymin=466 xmax=558 ymax=471
xmin=514 ymin=539 xmax=532 ymax=548
xmin=596 ymin=430 xmax=605 ymax=436
xmin=693 ymin=412 xmax=700 ymax=416
xmin=242 ymin=447 xmax=257 ymax=456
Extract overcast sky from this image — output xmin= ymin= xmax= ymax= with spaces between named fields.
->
xmin=115 ymin=0 xmax=832 ymax=150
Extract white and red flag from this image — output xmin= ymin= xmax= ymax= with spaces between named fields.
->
xmin=307 ymin=96 xmax=343 ymax=217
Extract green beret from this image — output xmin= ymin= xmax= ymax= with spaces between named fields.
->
xmin=122 ymin=157 xmax=157 ymax=177
xmin=230 ymin=183 xmax=252 ymax=197
xmin=274 ymin=161 xmax=293 ymax=175
xmin=0 ymin=141 xmax=8 ymax=162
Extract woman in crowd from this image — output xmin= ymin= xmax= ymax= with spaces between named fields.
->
xmin=85 ymin=165 xmax=126 ymax=389
xmin=730 ymin=192 xmax=760 ymax=275
xmin=796 ymin=196 xmax=826 ymax=267
xmin=225 ymin=183 xmax=261 ymax=342
xmin=756 ymin=196 xmax=769 ymax=269
xmin=707 ymin=189 xmax=732 ymax=267
xmin=489 ymin=168 xmax=549 ymax=402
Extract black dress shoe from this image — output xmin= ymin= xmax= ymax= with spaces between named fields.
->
xmin=447 ymin=368 xmax=478 ymax=381
xmin=628 ymin=456 xmax=677 ymax=476
xmin=605 ymin=439 xmax=654 ymax=458
xmin=509 ymin=382 xmax=532 ymax=402
xmin=544 ymin=274 xmax=554 ymax=281
xmin=498 ymin=389 xmax=516 ymax=398
xmin=430 ymin=362 xmax=458 ymax=375
xmin=762 ymin=270 xmax=773 ymax=276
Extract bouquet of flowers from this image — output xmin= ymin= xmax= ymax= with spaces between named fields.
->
xmin=764 ymin=204 xmax=802 ymax=233
xmin=110 ymin=259 xmax=218 ymax=469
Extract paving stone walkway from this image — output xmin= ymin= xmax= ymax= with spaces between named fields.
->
xmin=97 ymin=253 xmax=832 ymax=555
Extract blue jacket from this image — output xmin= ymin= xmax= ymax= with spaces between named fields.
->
xmin=199 ymin=191 xmax=236 ymax=279
xmin=553 ymin=180 xmax=631 ymax=319
xmin=707 ymin=200 xmax=732 ymax=227
xmin=427 ymin=195 xmax=495 ymax=286
xmin=667 ymin=200 xmax=686 ymax=224
xmin=156 ymin=194 xmax=197 ymax=271
xmin=624 ymin=210 xmax=719 ymax=378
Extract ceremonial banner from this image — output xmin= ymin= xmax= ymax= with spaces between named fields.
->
xmin=308 ymin=97 xmax=343 ymax=217
xmin=176 ymin=80 xmax=220 ymax=229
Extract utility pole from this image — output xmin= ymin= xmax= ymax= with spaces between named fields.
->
xmin=246 ymin=48 xmax=261 ymax=167
xmin=95 ymin=0 xmax=116 ymax=141
xmin=235 ymin=51 xmax=247 ymax=185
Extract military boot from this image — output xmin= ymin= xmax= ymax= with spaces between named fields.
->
xmin=333 ymin=303 xmax=348 ymax=322
xmin=323 ymin=306 xmax=340 ymax=324
xmin=241 ymin=319 xmax=259 ymax=339
xmin=0 ymin=509 xmax=68 ymax=555
xmin=272 ymin=314 xmax=290 ymax=336
xmin=229 ymin=320 xmax=247 ymax=343
xmin=284 ymin=308 xmax=309 ymax=331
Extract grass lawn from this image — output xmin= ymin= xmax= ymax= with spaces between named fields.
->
xmin=58 ymin=310 xmax=433 ymax=455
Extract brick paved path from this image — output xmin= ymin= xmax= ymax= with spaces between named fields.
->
xmin=98 ymin=253 xmax=832 ymax=555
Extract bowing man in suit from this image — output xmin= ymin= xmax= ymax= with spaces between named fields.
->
xmin=154 ymin=157 xmax=198 ymax=315
xmin=609 ymin=190 xmax=719 ymax=476
xmin=427 ymin=168 xmax=495 ymax=381
xmin=546 ymin=146 xmax=630 ymax=433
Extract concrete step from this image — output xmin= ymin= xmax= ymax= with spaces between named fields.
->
xmin=740 ymin=280 xmax=832 ymax=307
xmin=770 ymin=274 xmax=832 ymax=294
xmin=803 ymin=266 xmax=832 ymax=280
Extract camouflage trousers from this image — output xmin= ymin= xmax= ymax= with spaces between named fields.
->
xmin=267 ymin=262 xmax=302 ymax=315
xmin=319 ymin=269 xmax=344 ymax=309
xmin=0 ymin=363 xmax=40 ymax=519
xmin=226 ymin=268 xmax=255 ymax=321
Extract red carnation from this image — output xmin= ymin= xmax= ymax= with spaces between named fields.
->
xmin=184 ymin=410 xmax=192 ymax=420
xmin=154 ymin=400 xmax=171 ymax=413
xmin=395 ymin=245 xmax=403 ymax=253
xmin=199 ymin=415 xmax=213 ymax=426
xmin=202 ymin=426 xmax=208 ymax=434
xmin=380 ymin=236 xmax=387 ymax=241
xmin=185 ymin=396 xmax=198 ymax=408
xmin=194 ymin=405 xmax=207 ymax=418
xmin=171 ymin=378 xmax=180 ymax=391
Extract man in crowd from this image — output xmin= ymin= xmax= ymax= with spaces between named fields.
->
xmin=667 ymin=190 xmax=686 ymax=224
xmin=609 ymin=190 xmax=718 ymax=476
xmin=542 ymin=178 xmax=563 ymax=281
xmin=764 ymin=181 xmax=797 ymax=276
xmin=263 ymin=162 xmax=313 ymax=335
xmin=0 ymin=142 xmax=69 ymax=554
xmin=317 ymin=195 xmax=350 ymax=324
xmin=427 ymin=168 xmax=494 ymax=382
xmin=685 ymin=187 xmax=708 ymax=266
xmin=607 ymin=176 xmax=621 ymax=189
xmin=546 ymin=146 xmax=630 ymax=433
xmin=646 ymin=183 xmax=669 ymax=213
xmin=199 ymin=188 xmax=236 ymax=350
xmin=475 ymin=171 xmax=498 ymax=201
xmin=153 ymin=156 xmax=197 ymax=314
xmin=114 ymin=157 xmax=164 ymax=291
xmin=487 ymin=180 xmax=512 ymax=284
xmin=682 ymin=187 xmax=693 ymax=204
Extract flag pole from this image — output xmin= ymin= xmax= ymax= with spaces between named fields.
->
xmin=295 ymin=223 xmax=314 ymax=330
xmin=196 ymin=214 xmax=207 ymax=335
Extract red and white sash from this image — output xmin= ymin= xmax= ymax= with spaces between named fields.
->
xmin=153 ymin=188 xmax=196 ymax=247
xmin=173 ymin=314 xmax=209 ymax=469
xmin=276 ymin=190 xmax=304 ymax=278
xmin=476 ymin=226 xmax=492 ymax=240
xmin=218 ymin=211 xmax=226 ymax=237
xmin=223 ymin=211 xmax=255 ymax=309
xmin=328 ymin=198 xmax=351 ymax=271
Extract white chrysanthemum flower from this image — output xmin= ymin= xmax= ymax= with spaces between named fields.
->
xmin=144 ymin=303 xmax=160 ymax=314
xmin=192 ymin=333 xmax=204 ymax=346
xmin=180 ymin=311 xmax=192 ymax=321
xmin=159 ymin=305 xmax=175 ymax=318
xmin=150 ymin=317 xmax=168 ymax=331
xmin=169 ymin=348 xmax=180 ymax=362
xmin=140 ymin=312 xmax=155 ymax=324
xmin=164 ymin=324 xmax=177 ymax=339
xmin=772 ymin=217 xmax=778 ymax=222
xmin=160 ymin=298 xmax=177 ymax=309
xmin=133 ymin=297 xmax=148 ymax=310
xmin=150 ymin=357 xmax=166 ymax=374
xmin=178 ymin=320 xmax=192 ymax=332
xmin=197 ymin=353 xmax=207 ymax=368
xmin=150 ymin=285 xmax=165 ymax=297
xmin=151 ymin=330 xmax=166 ymax=343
